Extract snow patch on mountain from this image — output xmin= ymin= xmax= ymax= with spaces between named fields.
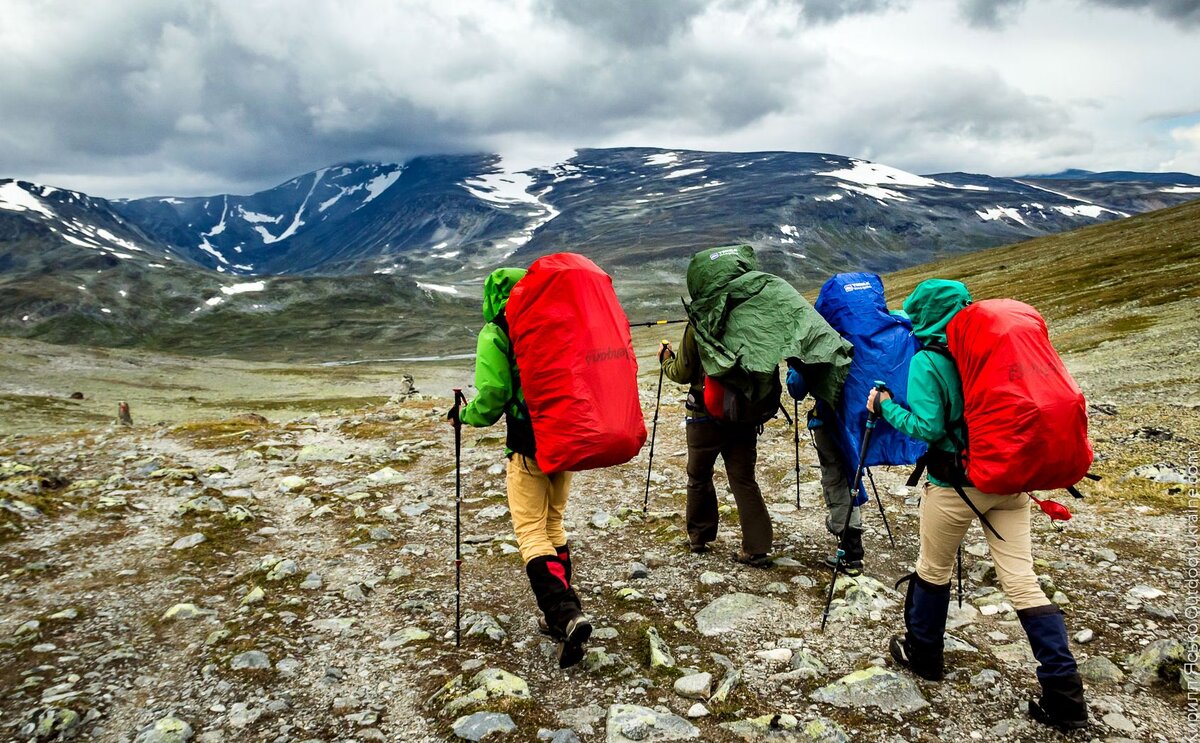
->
xmin=644 ymin=152 xmax=681 ymax=167
xmin=977 ymin=206 xmax=1028 ymax=226
xmin=0 ymin=182 xmax=56 ymax=218
xmin=359 ymin=169 xmax=403 ymax=205
xmin=1163 ymin=185 xmax=1200 ymax=193
xmin=221 ymin=281 xmax=266 ymax=296
xmin=239 ymin=208 xmax=282 ymax=224
xmin=462 ymin=160 xmax=561 ymax=256
xmin=417 ymin=282 xmax=459 ymax=295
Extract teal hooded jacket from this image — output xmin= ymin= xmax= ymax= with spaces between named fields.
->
xmin=879 ymin=279 xmax=972 ymax=485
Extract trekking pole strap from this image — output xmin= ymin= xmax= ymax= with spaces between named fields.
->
xmin=950 ymin=482 xmax=1005 ymax=542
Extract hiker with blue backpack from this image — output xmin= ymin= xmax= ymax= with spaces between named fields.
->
xmin=660 ymin=245 xmax=851 ymax=567
xmin=868 ymin=278 xmax=1091 ymax=732
xmin=790 ymin=272 xmax=927 ymax=576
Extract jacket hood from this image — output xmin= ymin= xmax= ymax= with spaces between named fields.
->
xmin=902 ymin=279 xmax=972 ymax=344
xmin=686 ymin=244 xmax=757 ymax=300
xmin=481 ymin=267 xmax=527 ymax=323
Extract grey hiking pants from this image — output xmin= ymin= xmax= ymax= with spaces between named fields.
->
xmin=810 ymin=409 xmax=862 ymax=536
xmin=685 ymin=418 xmax=773 ymax=554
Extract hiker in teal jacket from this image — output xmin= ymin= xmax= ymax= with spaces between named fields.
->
xmin=453 ymin=267 xmax=592 ymax=669
xmin=867 ymin=279 xmax=1088 ymax=732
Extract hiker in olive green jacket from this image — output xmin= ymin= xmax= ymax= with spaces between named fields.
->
xmin=661 ymin=244 xmax=851 ymax=567
xmin=661 ymin=322 xmax=773 ymax=566
xmin=451 ymin=267 xmax=592 ymax=668
xmin=867 ymin=279 xmax=1087 ymax=732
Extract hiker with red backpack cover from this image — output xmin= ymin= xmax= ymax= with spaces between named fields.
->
xmin=449 ymin=255 xmax=646 ymax=668
xmin=866 ymin=278 xmax=1090 ymax=732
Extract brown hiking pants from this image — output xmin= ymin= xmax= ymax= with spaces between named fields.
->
xmin=917 ymin=484 xmax=1050 ymax=611
xmin=685 ymin=419 xmax=773 ymax=554
xmin=507 ymin=454 xmax=574 ymax=565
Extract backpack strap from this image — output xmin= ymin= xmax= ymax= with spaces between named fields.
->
xmin=949 ymin=481 xmax=1005 ymax=542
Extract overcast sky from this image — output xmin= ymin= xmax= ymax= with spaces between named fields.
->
xmin=1 ymin=0 xmax=1197 ymax=197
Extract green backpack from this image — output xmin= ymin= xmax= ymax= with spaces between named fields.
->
xmin=684 ymin=245 xmax=851 ymax=418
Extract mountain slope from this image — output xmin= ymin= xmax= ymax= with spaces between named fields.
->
xmin=93 ymin=149 xmax=1200 ymax=284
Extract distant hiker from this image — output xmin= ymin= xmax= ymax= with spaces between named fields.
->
xmin=869 ymin=279 xmax=1089 ymax=731
xmin=797 ymin=272 xmax=927 ymax=576
xmin=661 ymin=244 xmax=850 ymax=567
xmin=451 ymin=256 xmax=645 ymax=669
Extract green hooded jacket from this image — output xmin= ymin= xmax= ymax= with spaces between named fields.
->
xmin=679 ymin=244 xmax=851 ymax=405
xmin=879 ymin=279 xmax=972 ymax=485
xmin=460 ymin=268 xmax=530 ymax=440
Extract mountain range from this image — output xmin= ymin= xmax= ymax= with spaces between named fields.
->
xmin=2 ymin=147 xmax=1198 ymax=360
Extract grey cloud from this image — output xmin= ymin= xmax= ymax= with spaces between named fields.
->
xmin=957 ymin=0 xmax=1028 ymax=28
xmin=0 ymin=1 xmax=814 ymax=196
xmin=817 ymin=68 xmax=1091 ymax=174
xmin=536 ymin=0 xmax=708 ymax=47
xmin=1086 ymin=0 xmax=1200 ymax=27
xmin=794 ymin=0 xmax=904 ymax=24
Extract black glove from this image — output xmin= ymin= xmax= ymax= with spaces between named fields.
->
xmin=446 ymin=406 xmax=460 ymax=426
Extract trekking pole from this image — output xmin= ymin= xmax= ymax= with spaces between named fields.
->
xmin=450 ymin=388 xmax=467 ymax=647
xmin=956 ymin=546 xmax=964 ymax=608
xmin=865 ymin=468 xmax=896 ymax=548
xmin=821 ymin=381 xmax=888 ymax=631
xmin=629 ymin=318 xmax=689 ymax=328
xmin=643 ymin=341 xmax=668 ymax=514
xmin=793 ymin=398 xmax=801 ymax=510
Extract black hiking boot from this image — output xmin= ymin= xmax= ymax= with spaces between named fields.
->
xmin=556 ymin=613 xmax=593 ymax=669
xmin=823 ymin=527 xmax=865 ymax=576
xmin=890 ymin=572 xmax=950 ymax=681
xmin=732 ymin=551 xmax=772 ymax=568
xmin=1020 ymin=605 xmax=1089 ymax=731
xmin=526 ymin=554 xmax=590 ymax=668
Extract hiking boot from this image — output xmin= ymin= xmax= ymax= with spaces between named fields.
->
xmin=1028 ymin=673 xmax=1089 ymax=731
xmin=890 ymin=572 xmax=950 ymax=681
xmin=555 ymin=613 xmax=593 ymax=669
xmin=822 ymin=556 xmax=864 ymax=577
xmin=1019 ymin=605 xmax=1088 ymax=731
xmin=823 ymin=527 xmax=865 ymax=575
xmin=686 ymin=540 xmax=712 ymax=554
xmin=732 ymin=551 xmax=772 ymax=568
xmin=526 ymin=554 xmax=585 ymax=643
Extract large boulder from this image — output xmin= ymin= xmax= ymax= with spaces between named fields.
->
xmin=695 ymin=593 xmax=790 ymax=636
xmin=605 ymin=705 xmax=699 ymax=742
xmin=810 ymin=666 xmax=928 ymax=714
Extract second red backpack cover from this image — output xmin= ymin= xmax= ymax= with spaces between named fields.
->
xmin=506 ymin=253 xmax=647 ymax=474
xmin=947 ymin=299 xmax=1093 ymax=494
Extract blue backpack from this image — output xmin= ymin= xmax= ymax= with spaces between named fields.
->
xmin=814 ymin=273 xmax=927 ymax=503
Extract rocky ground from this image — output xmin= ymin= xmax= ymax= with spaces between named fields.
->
xmin=1 ymin=329 xmax=1197 ymax=743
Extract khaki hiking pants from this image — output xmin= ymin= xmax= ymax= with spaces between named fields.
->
xmin=917 ymin=484 xmax=1050 ymax=611
xmin=507 ymin=454 xmax=574 ymax=565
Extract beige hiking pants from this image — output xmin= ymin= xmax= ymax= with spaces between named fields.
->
xmin=917 ymin=484 xmax=1050 ymax=611
xmin=507 ymin=454 xmax=574 ymax=565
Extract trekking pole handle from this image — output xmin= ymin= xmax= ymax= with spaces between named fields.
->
xmin=867 ymin=380 xmax=889 ymax=427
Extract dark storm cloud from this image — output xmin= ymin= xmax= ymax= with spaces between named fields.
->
xmin=1087 ymin=0 xmax=1200 ymax=27
xmin=958 ymin=0 xmax=1027 ymax=28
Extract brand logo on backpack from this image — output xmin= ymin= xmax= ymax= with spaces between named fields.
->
xmin=584 ymin=346 xmax=631 ymax=365
xmin=709 ymin=247 xmax=741 ymax=261
xmin=841 ymin=281 xmax=873 ymax=293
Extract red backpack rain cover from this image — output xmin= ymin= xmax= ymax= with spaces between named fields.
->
xmin=506 ymin=253 xmax=647 ymax=474
xmin=947 ymin=299 xmax=1093 ymax=494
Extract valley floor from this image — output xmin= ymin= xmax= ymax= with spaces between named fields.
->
xmin=0 ymin=323 xmax=1197 ymax=742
